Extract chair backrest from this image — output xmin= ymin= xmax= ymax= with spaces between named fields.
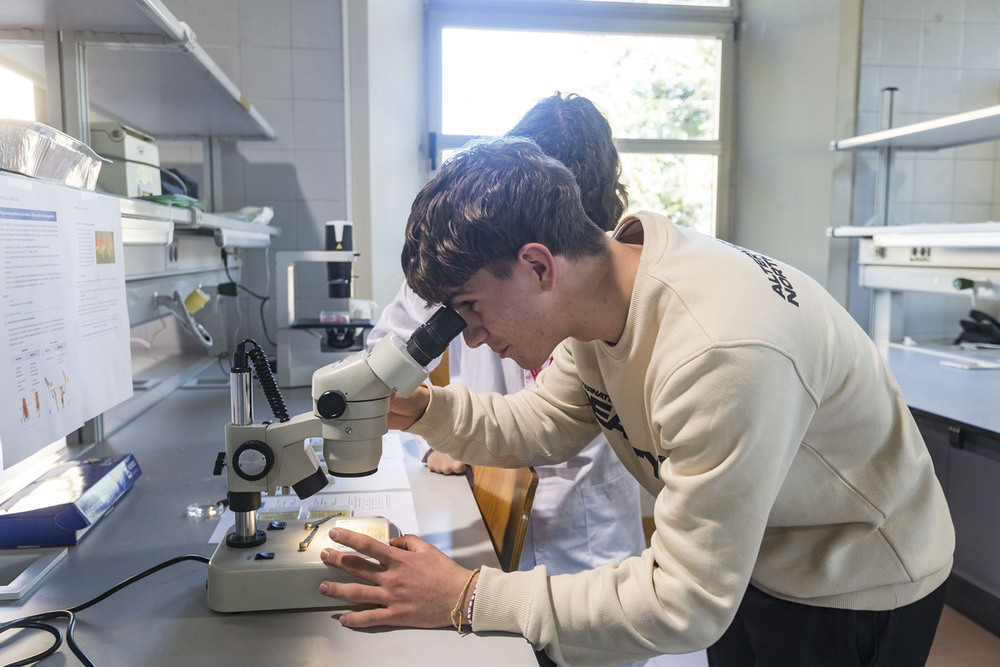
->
xmin=466 ymin=464 xmax=539 ymax=572
xmin=428 ymin=348 xmax=450 ymax=387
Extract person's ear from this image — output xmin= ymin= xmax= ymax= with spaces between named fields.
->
xmin=517 ymin=243 xmax=556 ymax=291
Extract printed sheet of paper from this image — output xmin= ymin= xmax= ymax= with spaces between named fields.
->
xmin=320 ymin=456 xmax=410 ymax=493
xmin=66 ymin=188 xmax=132 ymax=418
xmin=208 ymin=433 xmax=422 ymax=543
xmin=0 ymin=174 xmax=130 ymax=468
xmin=209 ymin=491 xmax=419 ymax=544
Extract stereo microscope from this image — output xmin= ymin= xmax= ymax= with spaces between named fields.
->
xmin=207 ymin=306 xmax=466 ymax=612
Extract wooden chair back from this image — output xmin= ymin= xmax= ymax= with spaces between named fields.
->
xmin=428 ymin=348 xmax=450 ymax=387
xmin=466 ymin=464 xmax=539 ymax=572
xmin=427 ymin=348 xmax=539 ymax=571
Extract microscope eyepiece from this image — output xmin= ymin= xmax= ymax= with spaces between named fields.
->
xmin=405 ymin=306 xmax=467 ymax=367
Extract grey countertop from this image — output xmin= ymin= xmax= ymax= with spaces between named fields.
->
xmin=0 ymin=383 xmax=536 ymax=666
xmin=887 ymin=343 xmax=1000 ymax=432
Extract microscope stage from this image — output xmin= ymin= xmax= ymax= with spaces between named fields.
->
xmin=207 ymin=516 xmax=399 ymax=613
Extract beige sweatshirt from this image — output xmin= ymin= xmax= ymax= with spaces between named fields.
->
xmin=410 ymin=213 xmax=954 ymax=666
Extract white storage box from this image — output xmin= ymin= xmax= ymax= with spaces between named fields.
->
xmin=90 ymin=122 xmax=162 ymax=197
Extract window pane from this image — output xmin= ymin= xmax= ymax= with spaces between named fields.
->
xmin=0 ymin=66 xmax=35 ymax=120
xmin=441 ymin=28 xmax=720 ymax=142
xmin=443 ymin=149 xmax=718 ymax=237
xmin=620 ymin=153 xmax=717 ymax=236
xmin=577 ymin=0 xmax=730 ymax=5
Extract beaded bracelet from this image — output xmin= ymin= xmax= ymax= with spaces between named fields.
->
xmin=466 ymin=582 xmax=478 ymax=627
xmin=451 ymin=568 xmax=480 ymax=633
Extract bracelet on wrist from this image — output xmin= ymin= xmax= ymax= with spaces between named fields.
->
xmin=451 ymin=568 xmax=480 ymax=634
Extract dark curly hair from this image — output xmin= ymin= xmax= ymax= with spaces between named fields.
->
xmin=402 ymin=137 xmax=609 ymax=305
xmin=506 ymin=92 xmax=627 ymax=231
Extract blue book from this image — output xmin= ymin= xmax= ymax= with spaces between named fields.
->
xmin=0 ymin=454 xmax=141 ymax=548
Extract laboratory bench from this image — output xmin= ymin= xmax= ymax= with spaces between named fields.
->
xmin=886 ymin=344 xmax=1000 ymax=638
xmin=0 ymin=379 xmax=537 ymax=666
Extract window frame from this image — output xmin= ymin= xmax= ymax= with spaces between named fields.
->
xmin=425 ymin=0 xmax=738 ymax=239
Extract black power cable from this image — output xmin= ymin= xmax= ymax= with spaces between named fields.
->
xmin=0 ymin=554 xmax=210 ymax=667
xmin=221 ymin=248 xmax=276 ymax=347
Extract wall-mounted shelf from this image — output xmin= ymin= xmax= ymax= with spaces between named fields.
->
xmin=829 ymin=222 xmax=1000 ymax=346
xmin=831 ymin=89 xmax=1000 ymax=347
xmin=831 ymin=104 xmax=1000 ymax=152
xmin=0 ymin=0 xmax=275 ymax=140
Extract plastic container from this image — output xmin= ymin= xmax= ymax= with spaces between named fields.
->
xmin=0 ymin=120 xmax=107 ymax=190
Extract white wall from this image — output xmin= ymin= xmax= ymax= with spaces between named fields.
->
xmin=159 ymin=0 xmax=349 ymax=350
xmin=345 ymin=0 xmax=428 ymax=315
xmin=732 ymin=0 xmax=851 ymax=290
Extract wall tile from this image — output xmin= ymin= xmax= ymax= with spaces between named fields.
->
xmin=920 ymin=21 xmax=963 ymax=68
xmin=241 ymin=147 xmax=299 ymax=200
xmin=966 ymin=0 xmax=1000 ymax=23
xmin=245 ymin=98 xmax=296 ymax=151
xmin=241 ymin=47 xmax=294 ymax=100
xmin=959 ymin=67 xmax=1000 ymax=109
xmin=291 ymin=0 xmax=342 ymax=50
xmin=292 ymin=150 xmax=347 ymax=202
xmin=954 ymin=159 xmax=996 ymax=202
xmin=239 ymin=0 xmax=292 ymax=48
xmin=924 ymin=0 xmax=965 ymax=23
xmin=961 ymin=23 xmax=1000 ymax=69
xmin=892 ymin=155 xmax=917 ymax=203
xmin=953 ymin=203 xmax=993 ymax=221
xmin=292 ymin=49 xmax=343 ymax=101
xmin=913 ymin=157 xmax=956 ymax=203
xmin=911 ymin=202 xmax=954 ymax=222
xmin=918 ymin=68 xmax=962 ymax=114
xmin=184 ymin=0 xmax=240 ymax=46
xmin=880 ymin=20 xmax=923 ymax=66
xmin=293 ymin=100 xmax=345 ymax=151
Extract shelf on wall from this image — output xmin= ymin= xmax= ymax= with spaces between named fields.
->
xmin=829 ymin=222 xmax=1000 ymax=247
xmin=0 ymin=0 xmax=275 ymax=140
xmin=831 ymin=104 xmax=1000 ymax=152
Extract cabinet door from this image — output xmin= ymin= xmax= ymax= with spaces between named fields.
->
xmin=946 ymin=427 xmax=1000 ymax=594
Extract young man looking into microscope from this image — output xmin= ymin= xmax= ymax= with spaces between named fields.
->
xmin=319 ymin=137 xmax=953 ymax=667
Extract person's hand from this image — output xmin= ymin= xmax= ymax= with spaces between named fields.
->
xmin=388 ymin=384 xmax=431 ymax=430
xmin=319 ymin=527 xmax=477 ymax=629
xmin=426 ymin=450 xmax=468 ymax=475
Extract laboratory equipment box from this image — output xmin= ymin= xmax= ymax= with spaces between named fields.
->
xmin=90 ymin=122 xmax=162 ymax=197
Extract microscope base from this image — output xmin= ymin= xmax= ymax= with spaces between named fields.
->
xmin=207 ymin=516 xmax=399 ymax=613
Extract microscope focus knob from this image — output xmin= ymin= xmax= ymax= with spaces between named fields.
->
xmin=317 ymin=391 xmax=347 ymax=419
xmin=232 ymin=440 xmax=274 ymax=481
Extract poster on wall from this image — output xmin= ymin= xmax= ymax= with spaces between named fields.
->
xmin=0 ymin=173 xmax=131 ymax=469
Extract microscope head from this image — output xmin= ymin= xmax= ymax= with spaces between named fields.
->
xmin=311 ymin=306 xmax=466 ymax=477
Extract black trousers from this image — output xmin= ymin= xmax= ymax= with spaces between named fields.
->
xmin=707 ymin=582 xmax=947 ymax=666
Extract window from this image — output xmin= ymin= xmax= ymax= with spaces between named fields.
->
xmin=0 ymin=64 xmax=36 ymax=120
xmin=427 ymin=0 xmax=736 ymax=237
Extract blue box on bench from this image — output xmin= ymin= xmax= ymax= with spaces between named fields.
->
xmin=0 ymin=454 xmax=141 ymax=548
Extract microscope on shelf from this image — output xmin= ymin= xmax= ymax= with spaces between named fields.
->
xmin=207 ymin=306 xmax=466 ymax=613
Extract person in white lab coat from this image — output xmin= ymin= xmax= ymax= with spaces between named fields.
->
xmin=368 ymin=93 xmax=647 ymax=579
